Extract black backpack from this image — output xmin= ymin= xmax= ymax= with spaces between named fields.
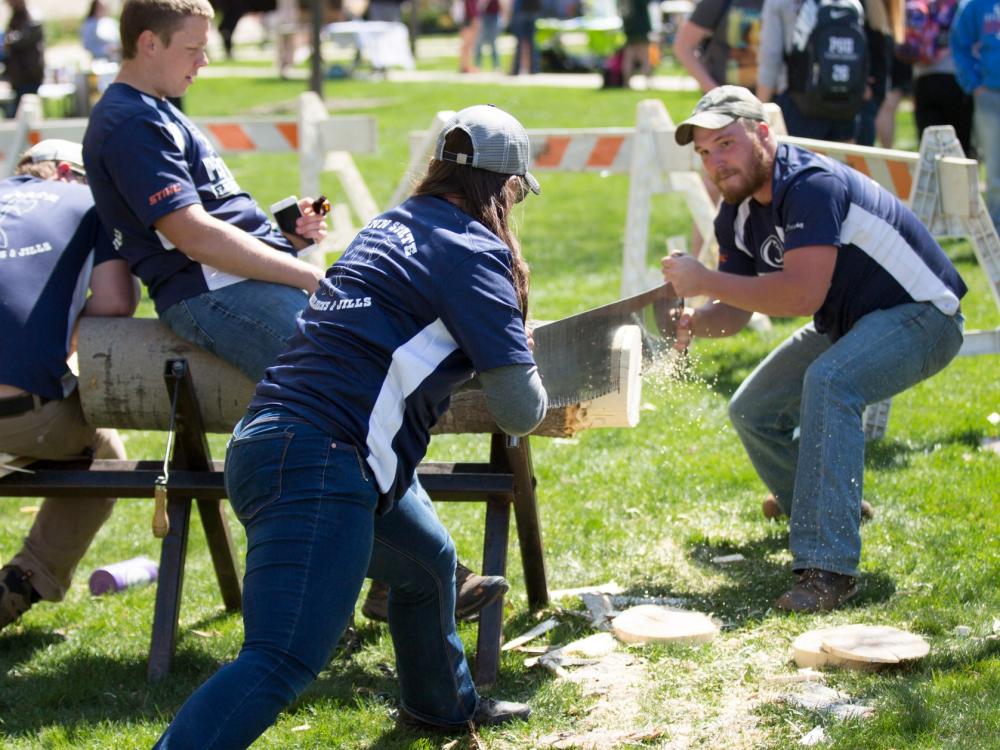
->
xmin=785 ymin=0 xmax=869 ymax=121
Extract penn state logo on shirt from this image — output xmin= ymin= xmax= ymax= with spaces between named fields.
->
xmin=760 ymin=234 xmax=785 ymax=269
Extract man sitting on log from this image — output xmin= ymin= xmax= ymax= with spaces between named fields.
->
xmin=82 ymin=0 xmax=505 ymax=622
xmin=662 ymin=86 xmax=967 ymax=613
xmin=0 ymin=140 xmax=140 ymax=631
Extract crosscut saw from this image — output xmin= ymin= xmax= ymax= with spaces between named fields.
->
xmin=532 ymin=283 xmax=683 ymax=408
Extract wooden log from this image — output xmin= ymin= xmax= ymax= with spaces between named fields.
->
xmin=78 ymin=317 xmax=254 ymax=433
xmin=77 ymin=318 xmax=642 ymax=436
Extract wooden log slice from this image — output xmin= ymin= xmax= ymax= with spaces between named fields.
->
xmin=611 ymin=605 xmax=718 ymax=645
xmin=821 ymin=624 xmax=930 ymax=665
xmin=793 ymin=624 xmax=930 ymax=670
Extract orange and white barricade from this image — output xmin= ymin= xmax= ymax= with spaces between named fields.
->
xmin=0 ymin=92 xmax=379 ymax=261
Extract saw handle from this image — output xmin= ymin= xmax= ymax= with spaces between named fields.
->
xmin=152 ymin=478 xmax=170 ymax=538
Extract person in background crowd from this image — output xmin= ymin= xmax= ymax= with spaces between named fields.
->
xmin=664 ymin=86 xmax=966 ymax=613
xmin=874 ymin=54 xmax=912 ymax=147
xmin=367 ymin=0 xmax=405 ymax=21
xmin=459 ymin=0 xmax=482 ymax=72
xmin=0 ymin=140 xmax=139 ymax=633
xmin=82 ymin=0 xmax=122 ymax=61
xmin=620 ymin=0 xmax=653 ymax=86
xmin=856 ymin=0 xmax=904 ymax=146
xmin=475 ymin=0 xmax=503 ymax=71
xmin=757 ymin=0 xmax=862 ymax=141
xmin=673 ymin=0 xmax=764 ymax=92
xmin=510 ymin=0 xmax=540 ymax=74
xmin=674 ymin=0 xmax=765 ymax=257
xmin=902 ymin=0 xmax=974 ymax=157
xmin=951 ymin=0 xmax=1000 ymax=231
xmin=3 ymin=0 xmax=45 ymax=117
xmin=151 ymin=104 xmax=547 ymax=749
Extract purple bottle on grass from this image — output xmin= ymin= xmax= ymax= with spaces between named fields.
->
xmin=89 ymin=556 xmax=159 ymax=595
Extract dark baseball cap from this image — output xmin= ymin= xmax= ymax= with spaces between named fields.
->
xmin=435 ymin=104 xmax=541 ymax=195
xmin=675 ymin=86 xmax=767 ymax=146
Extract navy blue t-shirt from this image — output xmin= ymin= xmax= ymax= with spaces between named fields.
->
xmin=253 ymin=195 xmax=535 ymax=510
xmin=715 ymin=143 xmax=966 ymax=340
xmin=0 ymin=176 xmax=120 ymax=400
xmin=82 ymin=82 xmax=296 ymax=314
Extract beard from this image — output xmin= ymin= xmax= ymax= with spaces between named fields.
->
xmin=714 ymin=141 xmax=772 ymax=204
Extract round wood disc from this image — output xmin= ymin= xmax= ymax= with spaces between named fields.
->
xmin=792 ymin=626 xmax=850 ymax=669
xmin=611 ymin=605 xmax=718 ymax=645
xmin=793 ymin=624 xmax=929 ymax=670
xmin=821 ymin=624 xmax=930 ymax=664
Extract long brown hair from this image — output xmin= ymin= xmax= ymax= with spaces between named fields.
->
xmin=412 ymin=128 xmax=531 ymax=318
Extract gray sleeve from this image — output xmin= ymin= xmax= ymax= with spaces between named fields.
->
xmin=478 ymin=363 xmax=548 ymax=437
xmin=757 ymin=0 xmax=787 ymax=89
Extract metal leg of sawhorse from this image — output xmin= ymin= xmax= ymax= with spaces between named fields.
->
xmin=148 ymin=359 xmax=243 ymax=683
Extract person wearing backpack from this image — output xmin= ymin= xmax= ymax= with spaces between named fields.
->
xmin=757 ymin=0 xmax=870 ymax=141
xmin=951 ymin=0 xmax=999 ymax=231
xmin=898 ymin=0 xmax=973 ymax=157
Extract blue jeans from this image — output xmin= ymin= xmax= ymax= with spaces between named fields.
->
xmin=974 ymin=87 xmax=1000 ymax=232
xmin=855 ymin=96 xmax=883 ymax=147
xmin=475 ymin=13 xmax=501 ymax=70
xmin=728 ymin=303 xmax=964 ymax=577
xmin=153 ymin=409 xmax=478 ymax=749
xmin=160 ymin=280 xmax=307 ymax=382
xmin=775 ymin=91 xmax=858 ymax=142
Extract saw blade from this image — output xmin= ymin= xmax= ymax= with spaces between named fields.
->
xmin=532 ymin=284 xmax=682 ymax=407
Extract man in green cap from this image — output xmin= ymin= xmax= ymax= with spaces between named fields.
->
xmin=662 ymin=86 xmax=966 ymax=613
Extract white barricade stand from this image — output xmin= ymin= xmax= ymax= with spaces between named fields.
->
xmin=0 ymin=92 xmax=379 ymax=262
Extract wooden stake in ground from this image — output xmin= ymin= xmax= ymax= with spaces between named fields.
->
xmin=611 ymin=605 xmax=718 ymax=644
xmin=793 ymin=624 xmax=930 ymax=670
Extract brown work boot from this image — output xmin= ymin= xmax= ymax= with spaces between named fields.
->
xmin=454 ymin=563 xmax=508 ymax=621
xmin=0 ymin=565 xmax=40 ymax=630
xmin=774 ymin=568 xmax=858 ymax=613
xmin=761 ymin=494 xmax=875 ymax=522
xmin=361 ymin=563 xmax=509 ymax=623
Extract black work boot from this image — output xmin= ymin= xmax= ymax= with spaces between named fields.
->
xmin=397 ymin=697 xmax=531 ymax=731
xmin=0 ymin=565 xmax=40 ymax=630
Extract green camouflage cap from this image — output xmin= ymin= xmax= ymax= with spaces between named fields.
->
xmin=675 ymin=86 xmax=766 ymax=146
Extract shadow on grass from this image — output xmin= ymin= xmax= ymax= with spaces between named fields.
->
xmin=0 ymin=628 xmax=65 ymax=672
xmin=674 ymin=533 xmax=897 ymax=627
xmin=0 ymin=648 xmax=219 ymax=737
xmin=864 ymin=428 xmax=983 ymax=472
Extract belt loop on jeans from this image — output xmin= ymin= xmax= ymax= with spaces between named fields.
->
xmin=0 ymin=392 xmax=51 ymax=418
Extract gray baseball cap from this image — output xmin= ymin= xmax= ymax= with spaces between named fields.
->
xmin=435 ymin=104 xmax=541 ymax=195
xmin=675 ymin=86 xmax=766 ymax=146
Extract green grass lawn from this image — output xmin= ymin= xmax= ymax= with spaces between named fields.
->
xmin=1 ymin=77 xmax=997 ymax=749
